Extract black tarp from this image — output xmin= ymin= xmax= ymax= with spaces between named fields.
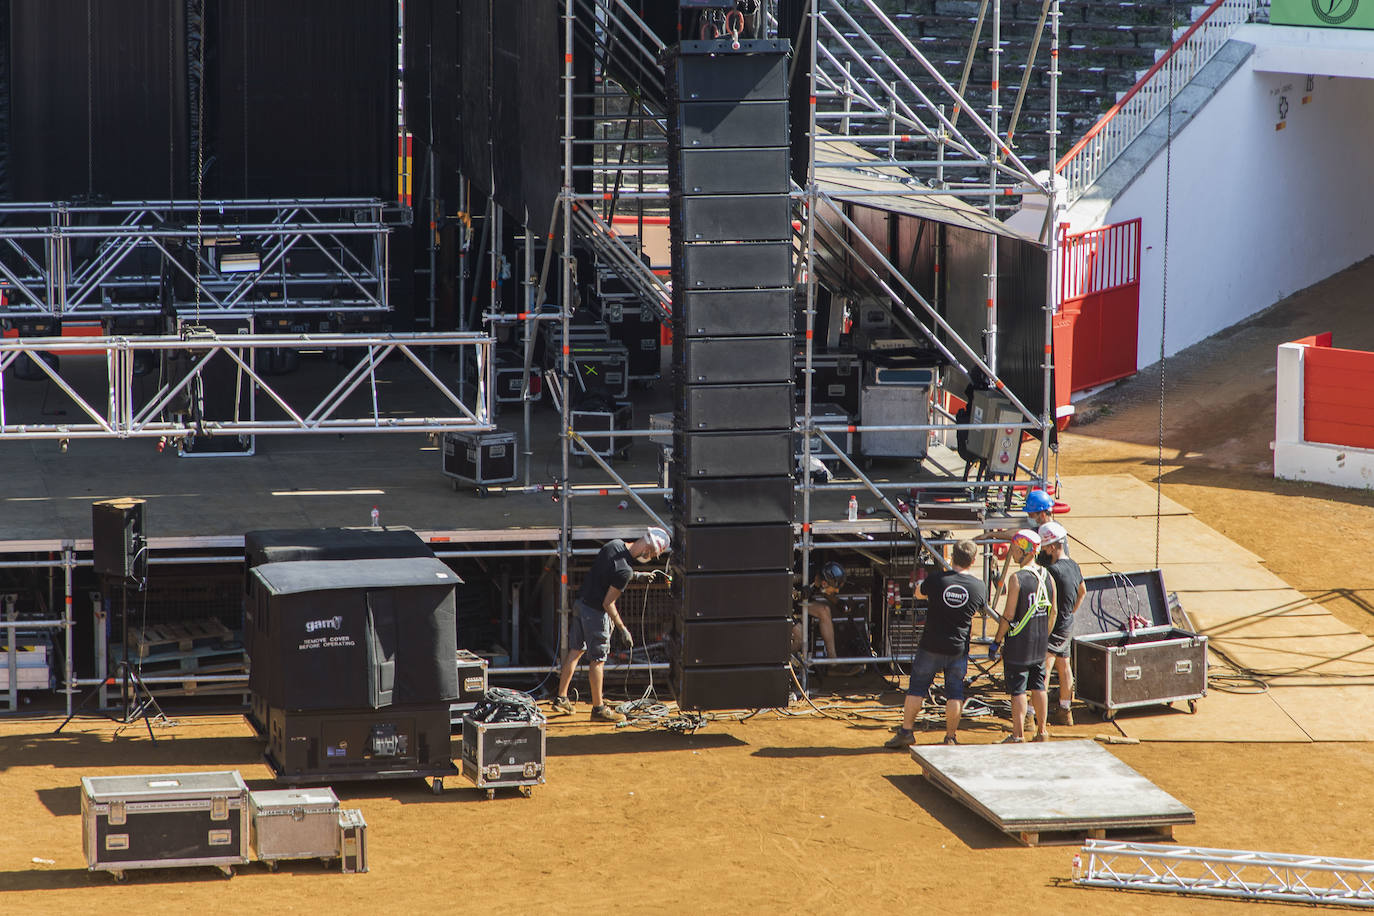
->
xmin=9 ymin=0 xmax=187 ymax=202
xmin=457 ymin=0 xmax=559 ymax=232
xmin=206 ymin=0 xmax=393 ymax=199
xmin=252 ymin=557 xmax=459 ymax=712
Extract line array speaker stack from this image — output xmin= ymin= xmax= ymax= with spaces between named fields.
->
xmin=666 ymin=37 xmax=794 ymax=711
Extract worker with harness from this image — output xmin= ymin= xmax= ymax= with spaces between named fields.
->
xmin=990 ymin=529 xmax=1057 ymax=743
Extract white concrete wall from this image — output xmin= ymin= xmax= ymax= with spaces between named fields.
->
xmin=1069 ymin=25 xmax=1374 ymax=370
xmin=1273 ymin=341 xmax=1374 ymax=489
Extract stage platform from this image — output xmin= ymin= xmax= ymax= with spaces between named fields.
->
xmin=910 ymin=739 xmax=1195 ymax=846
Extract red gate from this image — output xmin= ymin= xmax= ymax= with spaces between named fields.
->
xmin=1053 ymin=218 xmax=1142 ymax=409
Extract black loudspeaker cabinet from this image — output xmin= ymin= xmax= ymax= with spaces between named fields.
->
xmin=673 ymin=475 xmax=794 ymax=526
xmin=674 ymin=147 xmax=791 ymax=196
xmin=678 ymin=383 xmax=793 ymax=432
xmin=674 ymin=336 xmax=793 ymax=385
xmin=265 ymin=705 xmax=456 ymax=784
xmin=675 ymin=288 xmax=794 ymax=338
xmin=668 ymin=41 xmax=788 ymax=103
xmin=673 ymin=570 xmax=793 ymax=619
xmin=679 ymin=241 xmax=792 ymax=291
xmin=675 ymin=100 xmax=788 ymax=149
xmin=672 ymin=662 xmax=791 ymax=710
xmin=674 ymin=430 xmax=792 ymax=478
xmin=673 ymin=523 xmax=793 ymax=573
xmin=607 ymin=308 xmax=662 ymax=378
xmin=92 ymin=498 xmax=146 ymax=580
xmin=672 ymin=618 xmax=792 ymax=667
xmin=674 ymin=194 xmax=791 ymax=243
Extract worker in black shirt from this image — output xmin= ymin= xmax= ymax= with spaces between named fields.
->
xmin=885 ymin=540 xmax=989 ymax=748
xmin=991 ymin=529 xmax=1057 ymax=743
xmin=1038 ymin=521 xmax=1085 ymax=726
xmin=552 ymin=527 xmax=670 ymax=723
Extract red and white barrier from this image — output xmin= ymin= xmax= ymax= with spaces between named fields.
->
xmin=1274 ymin=333 xmax=1374 ymax=489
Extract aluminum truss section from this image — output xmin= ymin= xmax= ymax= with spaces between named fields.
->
xmin=1077 ymin=839 xmax=1374 ymax=908
xmin=0 ymin=198 xmax=397 ymax=320
xmin=0 ymin=331 xmax=492 ymax=440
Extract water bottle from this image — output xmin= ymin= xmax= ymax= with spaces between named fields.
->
xmin=370 ymin=506 xmax=380 ymax=528
xmin=847 ymin=495 xmax=858 ymax=522
xmin=1071 ymin=853 xmax=1083 ymax=881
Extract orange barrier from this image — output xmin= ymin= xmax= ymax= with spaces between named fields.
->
xmin=1301 ymin=334 xmax=1374 ymax=451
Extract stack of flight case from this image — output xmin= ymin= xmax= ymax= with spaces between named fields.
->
xmin=666 ymin=38 xmax=795 ymax=710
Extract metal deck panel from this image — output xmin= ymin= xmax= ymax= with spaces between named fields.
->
xmin=910 ymin=740 xmax=1194 ymax=835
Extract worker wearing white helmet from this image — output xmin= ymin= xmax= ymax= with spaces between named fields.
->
xmin=553 ymin=527 xmax=670 ymax=723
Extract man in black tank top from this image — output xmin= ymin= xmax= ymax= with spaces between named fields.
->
xmin=991 ymin=529 xmax=1057 ymax=743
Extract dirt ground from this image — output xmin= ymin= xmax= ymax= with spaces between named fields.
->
xmin=5 ymin=263 xmax=1374 ymax=913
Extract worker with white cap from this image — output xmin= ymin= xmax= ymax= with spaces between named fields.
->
xmin=1038 ymin=521 xmax=1085 ymax=726
xmin=1024 ymin=489 xmax=1068 ymax=555
xmin=990 ymin=528 xmax=1057 ymax=743
xmin=553 ymin=527 xmax=670 ymax=723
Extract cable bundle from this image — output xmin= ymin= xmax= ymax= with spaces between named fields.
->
xmin=470 ymin=686 xmax=544 ymax=724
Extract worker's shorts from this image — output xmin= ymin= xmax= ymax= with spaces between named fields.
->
xmin=1004 ymin=661 xmax=1047 ymax=696
xmin=569 ymin=600 xmax=612 ymax=663
xmin=904 ymin=648 xmax=967 ymax=702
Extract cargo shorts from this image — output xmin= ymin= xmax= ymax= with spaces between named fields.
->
xmin=569 ymin=599 xmax=612 ymax=663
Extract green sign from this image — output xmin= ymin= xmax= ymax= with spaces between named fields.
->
xmin=1270 ymin=0 xmax=1374 ymax=28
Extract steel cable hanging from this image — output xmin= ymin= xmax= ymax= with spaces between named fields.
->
xmin=1155 ymin=0 xmax=1177 ymax=569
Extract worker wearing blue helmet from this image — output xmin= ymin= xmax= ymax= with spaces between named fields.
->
xmin=1024 ymin=489 xmax=1068 ymax=556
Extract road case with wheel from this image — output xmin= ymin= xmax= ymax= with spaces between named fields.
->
xmin=461 ymin=714 xmax=546 ymax=798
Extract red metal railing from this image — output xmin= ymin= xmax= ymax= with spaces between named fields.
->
xmin=1055 ymin=218 xmax=1142 ymax=401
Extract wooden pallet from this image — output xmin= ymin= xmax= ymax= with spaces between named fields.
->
xmin=119 ymin=642 xmax=246 ymax=671
xmin=126 ymin=619 xmax=232 ymax=660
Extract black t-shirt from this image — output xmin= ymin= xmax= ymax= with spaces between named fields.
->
xmin=578 ymin=539 xmax=633 ymax=612
xmin=1045 ymin=555 xmax=1084 ymax=638
xmin=917 ymin=570 xmax=989 ymax=656
xmin=1003 ymin=564 xmax=1053 ymax=665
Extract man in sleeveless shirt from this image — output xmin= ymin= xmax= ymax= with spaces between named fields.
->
xmin=991 ymin=529 xmax=1057 ymax=743
xmin=884 ymin=540 xmax=988 ymax=748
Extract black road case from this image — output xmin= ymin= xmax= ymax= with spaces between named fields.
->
xmin=1072 ymin=626 xmax=1208 ymax=719
xmin=461 ymin=715 xmax=547 ymax=799
xmin=449 ymin=649 xmax=490 ymax=729
xmin=81 ymin=771 xmax=250 ymax=879
xmin=571 ymin=401 xmax=634 ymax=465
xmin=442 ymin=429 xmax=518 ymax=491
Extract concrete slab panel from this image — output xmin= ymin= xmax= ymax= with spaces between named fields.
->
xmin=1267 ymin=686 xmax=1374 ymax=741
xmin=1069 ymin=515 xmax=1263 ymax=567
xmin=1058 ymin=475 xmax=1194 ymax=518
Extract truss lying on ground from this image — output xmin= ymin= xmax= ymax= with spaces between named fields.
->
xmin=1076 ymin=839 xmax=1374 ymax=908
xmin=0 ymin=198 xmax=397 ymax=320
xmin=0 ymin=331 xmax=493 ymax=439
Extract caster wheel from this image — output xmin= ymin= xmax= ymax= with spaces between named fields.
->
xmin=520 ymin=785 xmax=533 ymax=798
xmin=267 ymin=861 xmax=279 ymax=873
xmin=476 ymin=488 xmax=489 ymax=499
xmin=486 ymin=788 xmax=496 ymax=800
xmin=112 ymin=871 xmax=127 ymax=883
xmin=1187 ymin=700 xmax=1198 ymax=714
xmin=450 ymin=479 xmax=460 ymax=492
xmin=219 ymin=866 xmax=235 ymax=878
xmin=1103 ymin=708 xmax=1116 ymax=722
xmin=432 ymin=777 xmax=444 ymax=795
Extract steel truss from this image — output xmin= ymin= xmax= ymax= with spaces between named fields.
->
xmin=0 ymin=330 xmax=492 ymax=439
xmin=1077 ymin=839 xmax=1374 ymax=908
xmin=0 ymin=198 xmax=395 ymax=320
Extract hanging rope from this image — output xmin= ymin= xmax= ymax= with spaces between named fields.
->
xmin=1155 ymin=0 xmax=1178 ymax=569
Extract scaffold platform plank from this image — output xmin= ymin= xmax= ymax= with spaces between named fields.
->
xmin=909 ymin=739 xmax=1194 ymax=846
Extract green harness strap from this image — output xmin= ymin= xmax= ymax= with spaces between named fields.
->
xmin=1008 ymin=565 xmax=1051 ymax=637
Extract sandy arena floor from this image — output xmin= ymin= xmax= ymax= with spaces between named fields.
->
xmin=4 ymin=264 xmax=1374 ymax=913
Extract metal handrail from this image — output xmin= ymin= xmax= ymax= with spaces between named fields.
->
xmin=1055 ymin=0 xmax=1265 ymax=201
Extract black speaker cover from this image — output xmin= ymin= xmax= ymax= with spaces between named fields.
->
xmin=674 ymin=430 xmax=793 ymax=478
xmin=676 ymin=336 xmax=794 ymax=385
xmin=675 ymin=147 xmax=791 ymax=195
xmin=252 ymin=558 xmax=459 ymax=712
xmin=245 ymin=527 xmax=434 ymax=591
xmin=676 ymin=100 xmax=788 ymax=149
xmin=673 ymin=570 xmax=794 ymax=619
xmin=671 ymin=662 xmax=791 ymax=710
xmin=674 ymin=476 xmax=794 ymax=526
xmin=680 ymin=241 xmax=792 ymax=290
xmin=673 ymin=523 xmax=793 ymax=573
xmin=675 ymin=288 xmax=794 ymax=337
xmin=675 ymin=194 xmax=792 ymax=243
xmin=673 ymin=618 xmax=792 ymax=667
xmin=91 ymin=498 xmax=145 ymax=580
xmin=678 ymin=383 xmax=793 ymax=431
xmin=669 ymin=44 xmax=788 ymax=102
